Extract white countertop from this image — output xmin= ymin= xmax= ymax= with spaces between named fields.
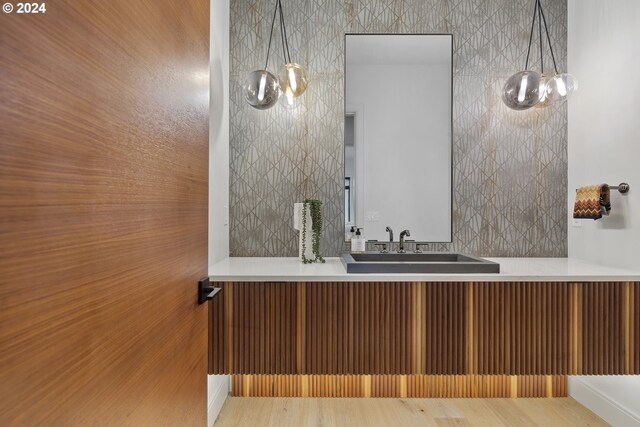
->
xmin=208 ymin=257 xmax=640 ymax=282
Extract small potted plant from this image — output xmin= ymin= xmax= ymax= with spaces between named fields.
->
xmin=293 ymin=199 xmax=325 ymax=264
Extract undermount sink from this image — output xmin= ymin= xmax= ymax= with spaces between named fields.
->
xmin=341 ymin=252 xmax=500 ymax=274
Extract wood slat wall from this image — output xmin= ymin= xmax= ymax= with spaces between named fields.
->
xmin=210 ymin=282 xmax=640 ymax=396
xmin=230 ymin=374 xmax=567 ymax=398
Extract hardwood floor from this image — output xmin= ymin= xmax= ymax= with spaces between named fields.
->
xmin=214 ymin=397 xmax=608 ymax=427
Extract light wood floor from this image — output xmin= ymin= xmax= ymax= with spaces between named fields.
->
xmin=214 ymin=397 xmax=608 ymax=427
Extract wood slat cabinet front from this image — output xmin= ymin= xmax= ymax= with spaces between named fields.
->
xmin=209 ymin=281 xmax=639 ymax=376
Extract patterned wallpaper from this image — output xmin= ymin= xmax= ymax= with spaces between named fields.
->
xmin=229 ymin=0 xmax=568 ymax=257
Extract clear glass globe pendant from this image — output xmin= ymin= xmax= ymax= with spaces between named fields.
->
xmin=502 ymin=70 xmax=542 ymax=110
xmin=545 ymin=73 xmax=578 ymax=102
xmin=244 ymin=0 xmax=308 ymax=111
xmin=535 ymin=73 xmax=578 ymax=109
xmin=535 ymin=74 xmax=553 ymax=109
xmin=502 ymin=0 xmax=577 ymax=110
xmin=244 ymin=70 xmax=281 ymax=110
xmin=279 ymin=63 xmax=308 ymax=98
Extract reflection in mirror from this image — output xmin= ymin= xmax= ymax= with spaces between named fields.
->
xmin=345 ymin=34 xmax=452 ymax=243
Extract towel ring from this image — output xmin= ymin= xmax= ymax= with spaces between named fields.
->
xmin=609 ymin=183 xmax=630 ymax=194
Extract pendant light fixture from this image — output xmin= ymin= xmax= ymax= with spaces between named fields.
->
xmin=276 ymin=0 xmax=308 ymax=104
xmin=502 ymin=0 xmax=577 ymax=111
xmin=244 ymin=0 xmax=308 ymax=110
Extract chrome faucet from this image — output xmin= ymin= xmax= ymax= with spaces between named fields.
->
xmin=398 ymin=230 xmax=411 ymax=253
xmin=385 ymin=226 xmax=394 ymax=243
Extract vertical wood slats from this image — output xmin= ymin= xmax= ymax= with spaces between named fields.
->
xmin=230 ymin=375 xmax=567 ymax=398
xmin=472 ymin=282 xmax=572 ymax=375
xmin=208 ymin=282 xmax=227 ymax=374
xmin=348 ymin=282 xmax=413 ymax=374
xmin=634 ymin=282 xmax=639 ymax=373
xmin=581 ymin=282 xmax=625 ymax=374
xmin=210 ymin=282 xmax=640 ymax=377
xmin=422 ymin=282 xmax=467 ymax=374
xmin=571 ymin=283 xmax=583 ymax=374
xmin=305 ymin=282 xmax=350 ymax=374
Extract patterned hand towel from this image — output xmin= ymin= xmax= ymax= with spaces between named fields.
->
xmin=574 ymin=184 xmax=611 ymax=220
xmin=600 ymin=184 xmax=611 ymax=216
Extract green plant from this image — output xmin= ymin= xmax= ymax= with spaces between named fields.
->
xmin=301 ymin=199 xmax=325 ymax=264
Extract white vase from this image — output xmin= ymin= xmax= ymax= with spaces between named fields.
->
xmin=293 ymin=202 xmax=314 ymax=261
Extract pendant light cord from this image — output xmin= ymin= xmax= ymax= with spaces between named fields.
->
xmin=264 ymin=0 xmax=294 ymax=69
xmin=538 ymin=0 xmax=544 ymax=73
xmin=538 ymin=0 xmax=559 ymax=74
xmin=278 ymin=0 xmax=292 ymax=64
xmin=524 ymin=0 xmax=538 ymax=70
xmin=278 ymin=0 xmax=289 ymax=64
xmin=264 ymin=0 xmax=280 ymax=70
xmin=524 ymin=0 xmax=560 ymax=74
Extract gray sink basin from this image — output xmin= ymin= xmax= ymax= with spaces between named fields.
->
xmin=341 ymin=252 xmax=500 ymax=274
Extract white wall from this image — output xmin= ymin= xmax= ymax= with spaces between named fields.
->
xmin=346 ymin=63 xmax=451 ymax=242
xmin=210 ymin=0 xmax=230 ymax=266
xmin=208 ymin=0 xmax=230 ymax=424
xmin=568 ymin=1 xmax=640 ymax=425
xmin=568 ymin=0 xmax=640 ymax=269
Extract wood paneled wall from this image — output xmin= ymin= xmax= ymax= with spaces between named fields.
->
xmin=210 ymin=282 xmax=639 ymax=397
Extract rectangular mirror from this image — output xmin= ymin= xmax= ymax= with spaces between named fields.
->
xmin=345 ymin=34 xmax=453 ymax=243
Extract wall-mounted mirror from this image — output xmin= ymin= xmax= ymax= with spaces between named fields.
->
xmin=344 ymin=34 xmax=453 ymax=243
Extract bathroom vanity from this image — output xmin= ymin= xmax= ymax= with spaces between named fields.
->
xmin=208 ymin=257 xmax=640 ymax=399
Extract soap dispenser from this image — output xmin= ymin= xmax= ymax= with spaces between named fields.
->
xmin=351 ymin=227 xmax=366 ymax=253
xmin=346 ymin=225 xmax=356 ymax=243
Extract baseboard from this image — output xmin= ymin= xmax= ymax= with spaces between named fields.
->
xmin=569 ymin=378 xmax=640 ymax=427
xmin=208 ymin=375 xmax=229 ymax=427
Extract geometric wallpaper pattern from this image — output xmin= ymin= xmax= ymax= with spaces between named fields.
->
xmin=229 ymin=0 xmax=568 ymax=257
